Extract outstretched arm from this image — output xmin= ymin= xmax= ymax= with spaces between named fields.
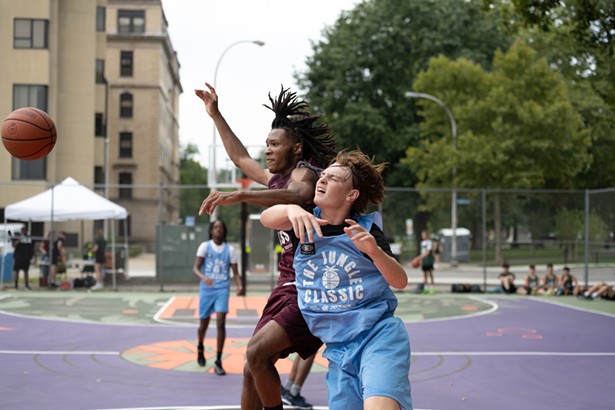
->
xmin=195 ymin=82 xmax=271 ymax=185
xmin=199 ymin=166 xmax=319 ymax=215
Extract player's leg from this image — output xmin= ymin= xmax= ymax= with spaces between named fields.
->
xmin=197 ymin=317 xmax=210 ymax=366
xmin=282 ymin=354 xmax=315 ymax=409
xmin=242 ymin=320 xmax=291 ymax=409
xmin=214 ymin=311 xmax=227 ymax=375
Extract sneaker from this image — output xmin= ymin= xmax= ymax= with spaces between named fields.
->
xmin=281 ymin=388 xmax=292 ymax=405
xmin=24 ymin=285 xmax=32 ymax=291
xmin=427 ymin=288 xmax=436 ymax=294
xmin=89 ymin=283 xmax=104 ymax=291
xmin=197 ymin=346 xmax=205 ymax=367
xmin=283 ymin=392 xmax=313 ymax=410
xmin=214 ymin=360 xmax=226 ymax=376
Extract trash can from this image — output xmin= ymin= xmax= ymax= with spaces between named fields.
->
xmin=437 ymin=228 xmax=471 ymax=262
xmin=0 ymin=252 xmax=14 ymax=282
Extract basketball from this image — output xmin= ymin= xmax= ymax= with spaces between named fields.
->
xmin=1 ymin=107 xmax=57 ymax=160
xmin=411 ymin=256 xmax=421 ymax=268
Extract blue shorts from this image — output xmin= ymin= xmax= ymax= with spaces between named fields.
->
xmin=323 ymin=315 xmax=413 ymax=410
xmin=198 ymin=288 xmax=229 ymax=318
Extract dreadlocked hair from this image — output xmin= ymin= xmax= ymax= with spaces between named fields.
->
xmin=264 ymin=85 xmax=337 ymax=168
xmin=333 ymin=150 xmax=387 ymax=215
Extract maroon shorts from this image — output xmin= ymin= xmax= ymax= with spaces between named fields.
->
xmin=253 ymin=283 xmax=323 ymax=359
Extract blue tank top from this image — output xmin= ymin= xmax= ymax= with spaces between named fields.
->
xmin=293 ymin=210 xmax=398 ymax=344
xmin=200 ymin=241 xmax=231 ymax=291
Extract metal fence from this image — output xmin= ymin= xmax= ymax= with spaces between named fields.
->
xmin=1 ymin=181 xmax=614 ymax=288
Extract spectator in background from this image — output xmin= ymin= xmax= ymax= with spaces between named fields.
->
xmin=498 ymin=263 xmax=518 ymax=294
xmin=518 ymin=265 xmax=541 ymax=295
xmin=417 ymin=230 xmax=435 ymax=294
xmin=48 ymin=231 xmax=66 ymax=289
xmin=537 ymin=263 xmax=558 ymax=296
xmin=11 ymin=227 xmax=33 ymax=290
xmin=556 ymin=267 xmax=580 ymax=296
xmin=579 ymin=282 xmax=615 ymax=301
xmin=89 ymin=229 xmax=107 ymax=291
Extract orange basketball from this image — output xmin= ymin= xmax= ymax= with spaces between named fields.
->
xmin=411 ymin=257 xmax=421 ymax=268
xmin=1 ymin=107 xmax=57 ymax=160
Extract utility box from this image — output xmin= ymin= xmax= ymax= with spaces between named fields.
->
xmin=247 ymin=214 xmax=274 ymax=275
xmin=156 ymin=225 xmax=209 ymax=282
xmin=437 ymin=228 xmax=471 ymax=262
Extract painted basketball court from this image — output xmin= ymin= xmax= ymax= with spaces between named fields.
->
xmin=1 ymin=291 xmax=614 ymax=409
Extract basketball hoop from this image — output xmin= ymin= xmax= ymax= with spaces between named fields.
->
xmin=236 ymin=178 xmax=253 ymax=190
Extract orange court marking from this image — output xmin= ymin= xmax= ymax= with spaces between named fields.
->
xmin=461 ymin=305 xmax=478 ymax=311
xmin=123 ymin=337 xmax=327 ymax=374
xmin=158 ymin=295 xmax=268 ymax=320
xmin=122 ymin=309 xmax=138 ymax=314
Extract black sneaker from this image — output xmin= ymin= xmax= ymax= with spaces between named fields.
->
xmin=24 ymin=285 xmax=32 ymax=291
xmin=284 ymin=392 xmax=313 ymax=410
xmin=197 ymin=346 xmax=205 ymax=367
xmin=214 ymin=360 xmax=226 ymax=376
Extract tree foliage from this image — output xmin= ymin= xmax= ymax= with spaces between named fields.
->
xmin=483 ymin=0 xmax=615 ymax=188
xmin=297 ymin=0 xmax=510 ymax=186
xmin=405 ymin=42 xmax=590 ymax=191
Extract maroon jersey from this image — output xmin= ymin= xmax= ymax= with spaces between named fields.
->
xmin=268 ymin=161 xmax=320 ymax=286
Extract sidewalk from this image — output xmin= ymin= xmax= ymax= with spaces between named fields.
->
xmin=117 ymin=253 xmax=614 ymax=293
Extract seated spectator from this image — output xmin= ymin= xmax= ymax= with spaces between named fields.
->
xmin=537 ymin=263 xmax=558 ymax=296
xmin=498 ymin=263 xmax=517 ymax=294
xmin=578 ymin=282 xmax=615 ymax=301
xmin=556 ymin=267 xmax=580 ymax=296
xmin=518 ymin=265 xmax=540 ymax=295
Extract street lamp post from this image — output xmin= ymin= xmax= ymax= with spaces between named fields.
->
xmin=210 ymin=40 xmax=265 ymax=221
xmin=405 ymin=91 xmax=458 ymax=267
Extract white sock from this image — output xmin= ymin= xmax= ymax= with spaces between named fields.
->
xmin=290 ymin=383 xmax=302 ymax=396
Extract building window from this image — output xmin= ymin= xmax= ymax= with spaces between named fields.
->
xmin=118 ymin=10 xmax=145 ymax=34
xmin=120 ymin=51 xmax=133 ymax=77
xmin=12 ymin=85 xmax=48 ymax=180
xmin=94 ymin=166 xmax=105 ymax=188
xmin=96 ymin=6 xmax=106 ymax=32
xmin=119 ymin=132 xmax=133 ymax=158
xmin=119 ymin=172 xmax=132 ymax=199
xmin=95 ymin=113 xmax=105 ymax=137
xmin=14 ymin=19 xmax=48 ymax=49
xmin=120 ymin=92 xmax=133 ymax=118
xmin=96 ymin=59 xmax=105 ymax=83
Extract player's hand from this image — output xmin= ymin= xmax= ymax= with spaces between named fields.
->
xmin=344 ymin=219 xmax=377 ymax=255
xmin=287 ymin=206 xmax=327 ymax=244
xmin=202 ymin=277 xmax=213 ymax=286
xmin=199 ymin=191 xmax=239 ymax=215
xmin=194 ymin=82 xmax=219 ymax=118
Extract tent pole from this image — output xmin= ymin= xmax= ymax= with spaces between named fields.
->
xmin=111 ymin=219 xmax=116 ymax=290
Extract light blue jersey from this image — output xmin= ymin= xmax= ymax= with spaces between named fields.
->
xmin=294 ymin=211 xmax=398 ymax=344
xmin=198 ymin=240 xmax=231 ymax=292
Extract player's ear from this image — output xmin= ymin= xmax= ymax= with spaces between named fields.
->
xmin=347 ymin=188 xmax=359 ymax=202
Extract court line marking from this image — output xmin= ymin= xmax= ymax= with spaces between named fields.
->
xmin=530 ymin=296 xmax=615 ymax=317
xmin=403 ymin=294 xmax=499 ymax=323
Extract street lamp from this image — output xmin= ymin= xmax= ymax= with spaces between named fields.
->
xmin=405 ymin=91 xmax=458 ymax=267
xmin=210 ymin=40 xmax=265 ymax=221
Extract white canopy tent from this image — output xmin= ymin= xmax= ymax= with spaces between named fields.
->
xmin=2 ymin=177 xmax=129 ymax=289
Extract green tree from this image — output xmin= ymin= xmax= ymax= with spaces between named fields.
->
xmin=297 ymin=0 xmax=510 ymax=186
xmin=404 ymin=42 xmax=590 ymax=263
xmin=484 ymin=0 xmax=615 ymax=189
xmin=179 ymin=143 xmax=209 ymax=223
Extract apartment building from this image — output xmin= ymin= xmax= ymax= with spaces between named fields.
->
xmin=0 ymin=0 xmax=181 ymax=252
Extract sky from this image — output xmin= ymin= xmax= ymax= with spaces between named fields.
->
xmin=161 ymin=0 xmax=360 ymax=179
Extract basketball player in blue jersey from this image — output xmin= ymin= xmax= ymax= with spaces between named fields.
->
xmin=195 ymin=83 xmax=336 ymax=410
xmin=261 ymin=150 xmax=413 ymax=410
xmin=193 ymin=220 xmax=242 ymax=375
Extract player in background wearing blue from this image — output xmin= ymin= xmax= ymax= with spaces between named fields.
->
xmin=193 ymin=220 xmax=242 ymax=375
xmin=260 ymin=150 xmax=413 ymax=410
